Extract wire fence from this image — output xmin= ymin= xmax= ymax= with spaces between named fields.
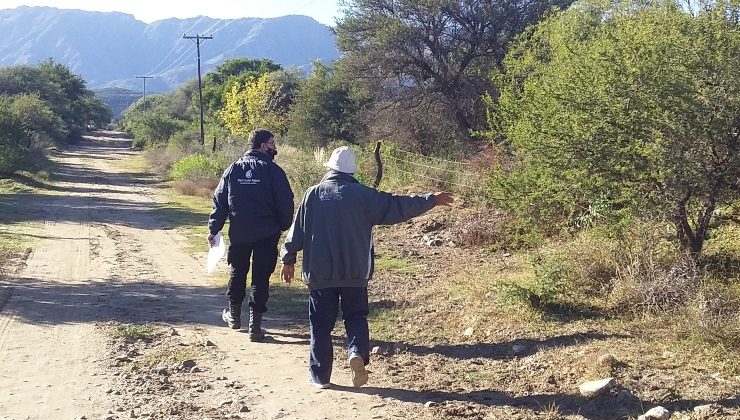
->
xmin=376 ymin=144 xmax=485 ymax=194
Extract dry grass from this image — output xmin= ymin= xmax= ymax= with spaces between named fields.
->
xmin=172 ymin=179 xmax=218 ymax=198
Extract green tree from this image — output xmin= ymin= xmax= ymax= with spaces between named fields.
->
xmin=0 ymin=60 xmax=110 ymax=139
xmin=491 ymin=0 xmax=740 ymax=255
xmin=0 ymin=98 xmax=31 ymax=173
xmin=288 ymin=61 xmax=367 ymax=147
xmin=202 ymin=58 xmax=282 ymax=112
xmin=7 ymin=93 xmax=67 ymax=143
xmin=219 ymin=71 xmax=297 ymax=137
xmin=335 ymin=0 xmax=574 ymax=145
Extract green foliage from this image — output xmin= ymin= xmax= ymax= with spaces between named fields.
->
xmin=170 ymin=154 xmax=227 ymax=182
xmin=288 ymin=61 xmax=367 ymax=148
xmin=491 ymin=0 xmax=740 ymax=255
xmin=111 ymin=324 xmax=155 ymax=341
xmin=0 ymin=104 xmax=29 ymax=174
xmin=126 ymin=111 xmax=187 ymax=148
xmin=496 ymin=252 xmax=574 ymax=310
xmin=203 ymin=58 xmax=282 ymax=111
xmin=0 ymin=60 xmax=110 ymax=173
xmin=335 ymin=0 xmax=574 ymax=145
xmin=219 ymin=71 xmax=298 ymax=137
xmin=6 ymin=93 xmax=67 ymax=143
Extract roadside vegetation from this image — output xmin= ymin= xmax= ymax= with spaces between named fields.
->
xmin=118 ymin=0 xmax=739 ymax=374
xmin=1 ymin=0 xmax=737 ymax=416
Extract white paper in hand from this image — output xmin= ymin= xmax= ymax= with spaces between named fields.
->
xmin=206 ymin=232 xmax=226 ymax=274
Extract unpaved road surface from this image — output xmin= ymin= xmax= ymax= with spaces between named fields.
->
xmin=0 ymin=132 xmax=402 ymax=420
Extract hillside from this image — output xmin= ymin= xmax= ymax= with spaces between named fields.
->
xmin=0 ymin=6 xmax=339 ymax=92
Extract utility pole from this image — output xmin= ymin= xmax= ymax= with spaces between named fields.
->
xmin=135 ymin=75 xmax=153 ymax=114
xmin=183 ymin=33 xmax=213 ymax=145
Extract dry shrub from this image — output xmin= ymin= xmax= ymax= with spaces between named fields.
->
xmin=543 ymin=232 xmax=618 ymax=298
xmin=683 ymin=282 xmax=740 ymax=349
xmin=608 ymin=222 xmax=700 ymax=314
xmin=144 ymin=146 xmax=191 ymax=173
xmin=172 ymin=179 xmax=218 ymax=198
xmin=449 ymin=208 xmax=511 ymax=247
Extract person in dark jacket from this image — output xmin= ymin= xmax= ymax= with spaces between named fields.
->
xmin=208 ymin=129 xmax=294 ymax=341
xmin=280 ymin=146 xmax=452 ymax=388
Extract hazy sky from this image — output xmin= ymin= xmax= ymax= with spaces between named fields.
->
xmin=0 ymin=0 xmax=344 ymax=26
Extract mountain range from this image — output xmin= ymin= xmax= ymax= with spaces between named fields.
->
xmin=0 ymin=6 xmax=340 ymax=93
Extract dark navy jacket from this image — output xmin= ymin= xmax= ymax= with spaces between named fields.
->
xmin=281 ymin=171 xmax=435 ymax=290
xmin=209 ymin=150 xmax=294 ymax=244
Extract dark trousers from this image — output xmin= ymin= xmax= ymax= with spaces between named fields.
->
xmin=308 ymin=286 xmax=370 ymax=384
xmin=226 ymin=232 xmax=280 ymax=313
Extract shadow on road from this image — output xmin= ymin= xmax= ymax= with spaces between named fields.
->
xmin=335 ymin=384 xmax=739 ymax=420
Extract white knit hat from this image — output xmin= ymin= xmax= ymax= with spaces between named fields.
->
xmin=323 ymin=146 xmax=358 ymax=174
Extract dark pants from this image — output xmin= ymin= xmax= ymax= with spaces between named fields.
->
xmin=226 ymin=232 xmax=280 ymax=313
xmin=308 ymin=286 xmax=370 ymax=384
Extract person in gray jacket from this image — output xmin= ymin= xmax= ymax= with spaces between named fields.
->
xmin=280 ymin=146 xmax=452 ymax=388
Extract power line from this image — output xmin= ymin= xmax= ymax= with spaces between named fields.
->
xmin=151 ymin=49 xmax=195 ymax=77
xmin=142 ymin=16 xmax=208 ymax=77
xmin=183 ymin=33 xmax=213 ymax=145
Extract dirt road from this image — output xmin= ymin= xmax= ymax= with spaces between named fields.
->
xmin=0 ymin=132 xmax=399 ymax=420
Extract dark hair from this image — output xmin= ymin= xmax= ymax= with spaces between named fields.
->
xmin=250 ymin=129 xmax=274 ymax=149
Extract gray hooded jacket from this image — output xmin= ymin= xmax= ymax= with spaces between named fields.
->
xmin=280 ymin=171 xmax=435 ymax=290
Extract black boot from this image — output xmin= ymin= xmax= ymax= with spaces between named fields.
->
xmin=248 ymin=309 xmax=265 ymax=341
xmin=222 ymin=302 xmax=241 ymax=329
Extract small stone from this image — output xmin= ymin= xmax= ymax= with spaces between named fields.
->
xmin=578 ymin=377 xmax=616 ymax=397
xmin=424 ymin=401 xmax=438 ymax=408
xmin=204 ymin=340 xmax=216 ymax=347
xmin=238 ymin=405 xmax=250 ymax=412
xmin=463 ymin=327 xmax=474 ymax=337
xmin=638 ymin=406 xmax=670 ymax=420
xmin=219 ymin=399 xmax=233 ymax=407
xmin=597 ymin=354 xmax=617 ymax=366
xmin=190 ymin=366 xmax=201 ymax=373
xmin=371 ymin=346 xmax=382 ymax=355
xmin=694 ymin=404 xmax=712 ymax=413
xmin=182 ymin=359 xmax=197 ymax=369
xmin=129 ymin=410 xmax=137 ymax=418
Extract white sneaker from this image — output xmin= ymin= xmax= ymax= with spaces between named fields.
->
xmin=349 ymin=354 xmax=368 ymax=387
xmin=308 ymin=378 xmax=331 ymax=389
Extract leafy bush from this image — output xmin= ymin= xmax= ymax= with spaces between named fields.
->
xmin=0 ymin=106 xmax=30 ymax=174
xmin=491 ymin=0 xmax=740 ymax=255
xmin=495 ymin=252 xmax=573 ymax=310
xmin=170 ymin=154 xmax=226 ymax=183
